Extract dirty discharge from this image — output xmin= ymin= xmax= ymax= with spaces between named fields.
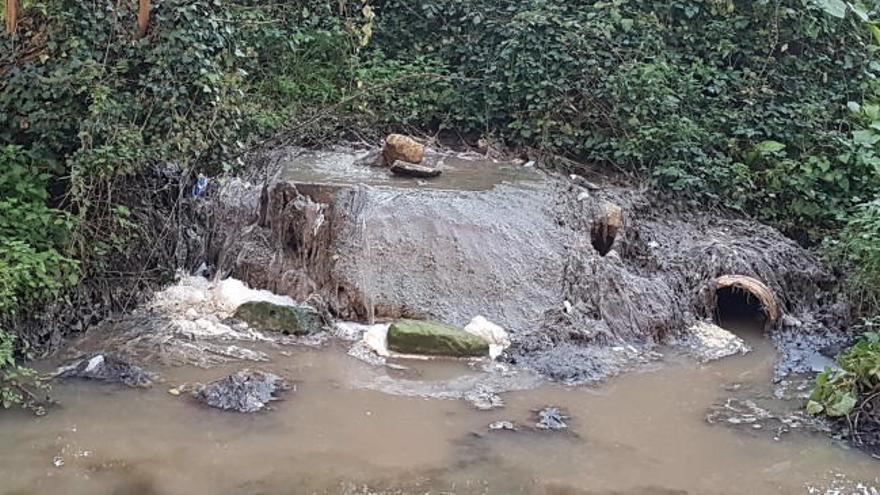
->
xmin=203 ymin=146 xmax=847 ymax=384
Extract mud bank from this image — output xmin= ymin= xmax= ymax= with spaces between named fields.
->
xmin=193 ymin=145 xmax=850 ymax=383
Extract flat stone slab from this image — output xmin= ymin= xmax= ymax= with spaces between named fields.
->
xmin=683 ymin=321 xmax=750 ymax=363
xmin=390 ymin=161 xmax=441 ymax=178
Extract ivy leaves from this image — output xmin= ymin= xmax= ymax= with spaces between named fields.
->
xmin=813 ymin=0 xmax=880 ymax=42
xmin=814 ymin=0 xmax=848 ymax=18
xmin=375 ymin=0 xmax=875 ymax=240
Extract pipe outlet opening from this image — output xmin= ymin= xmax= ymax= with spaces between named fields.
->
xmin=712 ymin=275 xmax=780 ymax=337
xmin=591 ymin=203 xmax=623 ymax=256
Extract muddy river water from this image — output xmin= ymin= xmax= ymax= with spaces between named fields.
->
xmin=1 ymin=331 xmax=878 ymax=495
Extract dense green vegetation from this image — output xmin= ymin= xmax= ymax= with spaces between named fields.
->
xmin=808 ymin=323 xmax=880 ymax=417
xmin=2 ymin=0 xmax=880 ymax=410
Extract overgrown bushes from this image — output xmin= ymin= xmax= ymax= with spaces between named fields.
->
xmin=2 ymin=0 xmax=880 ymax=409
xmin=370 ymin=0 xmax=880 ymax=241
xmin=0 ymin=145 xmax=66 ymax=410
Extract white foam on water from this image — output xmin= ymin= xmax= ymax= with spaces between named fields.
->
xmin=150 ymin=274 xmax=297 ymax=319
xmin=144 ymin=274 xmax=302 ymax=348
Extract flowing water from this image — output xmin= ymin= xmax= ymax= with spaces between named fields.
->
xmin=1 ymin=333 xmax=878 ymax=495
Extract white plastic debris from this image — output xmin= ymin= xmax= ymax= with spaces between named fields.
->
xmin=362 ymin=323 xmax=392 ymax=357
xmin=464 ymin=315 xmax=510 ymax=359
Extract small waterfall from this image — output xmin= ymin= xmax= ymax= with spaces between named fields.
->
xmin=348 ymin=185 xmax=376 ymax=324
xmin=360 ymin=212 xmax=376 ymax=324
xmin=352 ymin=186 xmax=406 ymax=324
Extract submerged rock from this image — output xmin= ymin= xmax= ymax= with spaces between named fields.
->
xmin=534 ymin=407 xmax=569 ymax=431
xmin=233 ymin=301 xmax=322 ymax=336
xmin=195 ymin=369 xmax=289 ymax=413
xmin=389 ymin=161 xmax=441 ymax=178
xmin=387 ymin=319 xmax=489 ymax=357
xmin=56 ymin=354 xmax=153 ymax=388
xmin=683 ymin=321 xmax=751 ymax=363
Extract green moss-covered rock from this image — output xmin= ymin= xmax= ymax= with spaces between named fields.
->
xmin=387 ymin=319 xmax=489 ymax=357
xmin=233 ymin=301 xmax=322 ymax=336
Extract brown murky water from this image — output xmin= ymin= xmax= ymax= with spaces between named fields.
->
xmin=1 ymin=334 xmax=878 ymax=495
xmin=279 ymin=148 xmax=540 ymax=192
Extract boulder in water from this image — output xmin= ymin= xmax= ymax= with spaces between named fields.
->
xmin=389 ymin=161 xmax=441 ymax=178
xmin=233 ymin=301 xmax=322 ymax=336
xmin=56 ymin=354 xmax=153 ymax=388
xmin=382 ymin=134 xmax=424 ymax=165
xmin=386 ymin=319 xmax=489 ymax=357
xmin=195 ymin=369 xmax=288 ymax=413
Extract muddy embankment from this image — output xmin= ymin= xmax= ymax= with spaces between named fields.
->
xmin=192 ymin=144 xmax=851 ymax=383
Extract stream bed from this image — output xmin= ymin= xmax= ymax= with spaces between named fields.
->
xmin=1 ymin=334 xmax=878 ymax=495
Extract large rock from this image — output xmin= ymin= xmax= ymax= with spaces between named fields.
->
xmin=233 ymin=301 xmax=322 ymax=336
xmin=195 ymin=369 xmax=288 ymax=413
xmin=387 ymin=319 xmax=489 ymax=357
xmin=382 ymin=134 xmax=424 ymax=165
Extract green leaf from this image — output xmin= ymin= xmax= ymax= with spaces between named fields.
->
xmin=754 ymin=140 xmax=786 ymax=154
xmin=853 ymin=130 xmax=880 ymax=146
xmin=869 ymin=23 xmax=880 ymax=44
xmin=827 ymin=392 xmax=858 ymax=417
xmin=806 ymin=400 xmax=825 ymax=415
xmin=851 ymin=2 xmax=871 ymax=22
xmin=814 ymin=0 xmax=847 ymax=18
